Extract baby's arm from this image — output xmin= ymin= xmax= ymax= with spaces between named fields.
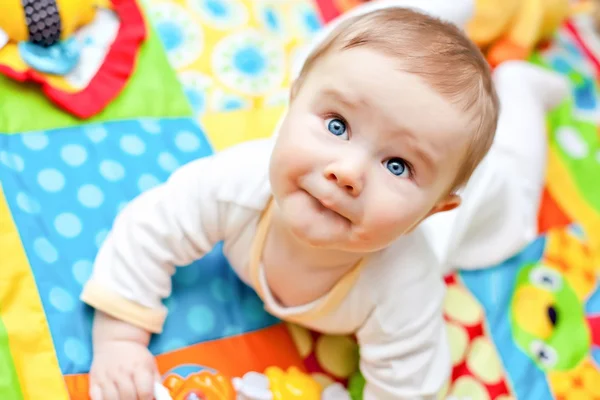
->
xmin=82 ymin=152 xmax=226 ymax=332
xmin=82 ymin=143 xmax=256 ymax=400
xmin=356 ymin=270 xmax=450 ymax=399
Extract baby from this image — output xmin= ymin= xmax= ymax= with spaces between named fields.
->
xmin=81 ymin=1 xmax=569 ymax=399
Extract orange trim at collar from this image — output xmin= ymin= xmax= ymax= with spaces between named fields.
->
xmin=249 ymin=198 xmax=365 ymax=322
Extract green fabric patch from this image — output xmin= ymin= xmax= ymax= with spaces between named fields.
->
xmin=530 ymin=52 xmax=600 ymax=215
xmin=0 ymin=314 xmax=23 ymax=400
xmin=0 ymin=25 xmax=192 ymax=134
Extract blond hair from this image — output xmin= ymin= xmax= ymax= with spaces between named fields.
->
xmin=295 ymin=8 xmax=499 ymax=192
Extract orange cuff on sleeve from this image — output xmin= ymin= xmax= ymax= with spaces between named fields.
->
xmin=80 ymin=281 xmax=167 ymax=334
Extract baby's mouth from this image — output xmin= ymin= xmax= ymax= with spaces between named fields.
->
xmin=308 ymin=191 xmax=351 ymax=223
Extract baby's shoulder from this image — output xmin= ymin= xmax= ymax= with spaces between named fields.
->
xmin=206 ymin=138 xmax=275 ymax=210
xmin=362 ymin=229 xmax=442 ymax=290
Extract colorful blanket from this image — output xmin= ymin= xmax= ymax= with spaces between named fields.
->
xmin=0 ymin=0 xmax=599 ymax=399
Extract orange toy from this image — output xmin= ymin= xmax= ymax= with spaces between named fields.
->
xmin=163 ymin=370 xmax=236 ymax=400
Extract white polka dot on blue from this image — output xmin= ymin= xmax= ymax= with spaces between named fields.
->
xmin=16 ymin=192 xmax=41 ymax=214
xmin=38 ymin=168 xmax=66 ymax=192
xmin=49 ymin=287 xmax=75 ymax=312
xmin=120 ymin=135 xmax=146 ymax=156
xmin=138 ymin=174 xmax=160 ymax=192
xmin=63 ymin=338 xmax=90 ymax=367
xmin=72 ymin=260 xmax=93 ymax=285
xmin=77 ymin=184 xmax=104 ymax=208
xmin=0 ymin=119 xmax=285 ymax=374
xmin=54 ymin=213 xmax=82 ymax=238
xmin=0 ymin=151 xmax=25 ymax=172
xmin=22 ymin=132 xmax=49 ymax=150
xmin=61 ymin=144 xmax=88 ymax=167
xmin=33 ymin=237 xmax=58 ymax=264
xmin=99 ymin=160 xmax=125 ymax=182
xmin=175 ymin=130 xmax=201 ymax=152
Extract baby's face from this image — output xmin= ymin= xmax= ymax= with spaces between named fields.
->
xmin=269 ymin=47 xmax=472 ymax=252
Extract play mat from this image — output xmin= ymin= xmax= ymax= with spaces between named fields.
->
xmin=0 ymin=0 xmax=600 ymax=399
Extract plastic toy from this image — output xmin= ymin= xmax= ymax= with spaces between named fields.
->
xmin=265 ymin=366 xmax=322 ymax=399
xmin=466 ymin=0 xmax=591 ymax=66
xmin=232 ymin=367 xmax=353 ymax=400
xmin=0 ymin=0 xmax=146 ymax=118
xmin=162 ymin=370 xmax=236 ymax=400
xmin=0 ymin=0 xmax=109 ymax=75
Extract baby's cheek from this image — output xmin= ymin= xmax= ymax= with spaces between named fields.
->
xmin=368 ymin=198 xmax=420 ymax=232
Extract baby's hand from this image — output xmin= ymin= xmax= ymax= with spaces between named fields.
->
xmin=89 ymin=339 xmax=159 ymax=400
xmin=89 ymin=312 xmax=160 ymax=400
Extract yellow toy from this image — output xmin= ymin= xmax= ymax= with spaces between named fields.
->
xmin=466 ymin=0 xmax=592 ymax=67
xmin=0 ymin=0 xmax=110 ymax=75
xmin=0 ymin=0 xmax=107 ymax=46
xmin=265 ymin=366 xmax=323 ymax=400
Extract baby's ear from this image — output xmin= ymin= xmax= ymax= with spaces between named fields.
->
xmin=431 ymin=193 xmax=461 ymax=215
xmin=290 ymin=79 xmax=300 ymax=101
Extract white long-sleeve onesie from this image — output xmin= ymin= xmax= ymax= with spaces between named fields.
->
xmin=81 ymin=0 xmax=571 ymax=396
xmin=81 ymin=57 xmax=566 ymax=398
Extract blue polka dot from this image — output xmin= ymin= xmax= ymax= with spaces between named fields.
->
xmin=302 ymin=9 xmax=321 ymax=33
xmin=34 ymin=237 xmax=58 ymax=264
xmin=161 ymin=338 xmax=186 ymax=353
xmin=99 ymin=160 xmax=125 ymax=182
xmin=187 ymin=305 xmax=215 ymax=334
xmin=222 ymin=97 xmax=246 ymax=111
xmin=185 ymin=88 xmax=205 ymax=115
xmin=264 ymin=7 xmax=280 ymax=31
xmin=85 ymin=125 xmax=108 ymax=143
xmin=38 ymin=168 xmax=65 ymax=192
xmin=72 ymin=260 xmax=93 ymax=285
xmin=21 ymin=132 xmax=49 ymax=150
xmin=77 ymin=184 xmax=104 ymax=208
xmin=233 ymin=46 xmax=266 ymax=76
xmin=61 ymin=144 xmax=88 ymax=167
xmin=95 ymin=230 xmax=108 ymax=248
xmin=175 ymin=131 xmax=201 ymax=152
xmin=242 ymin=296 xmax=266 ymax=322
xmin=204 ymin=0 xmax=227 ymax=17
xmin=54 ymin=213 xmax=82 ymax=238
xmin=120 ymin=135 xmax=146 ymax=156
xmin=158 ymin=152 xmax=180 ymax=173
xmin=139 ymin=119 xmax=162 ymax=134
xmin=16 ymin=192 xmax=41 ymax=214
xmin=0 ymin=151 xmax=25 ymax=172
xmin=157 ymin=21 xmax=184 ymax=51
xmin=138 ymin=174 xmax=161 ymax=192
xmin=64 ymin=337 xmax=90 ymax=367
xmin=211 ymin=278 xmax=233 ymax=302
xmin=49 ymin=287 xmax=75 ymax=312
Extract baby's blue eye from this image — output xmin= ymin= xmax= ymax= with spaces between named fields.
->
xmin=326 ymin=118 xmax=347 ymax=136
xmin=385 ymin=158 xmax=408 ymax=177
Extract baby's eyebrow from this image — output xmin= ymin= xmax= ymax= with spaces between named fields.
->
xmin=321 ymin=87 xmax=365 ymax=110
xmin=394 ymin=130 xmax=437 ymax=174
xmin=412 ymin=145 xmax=436 ymax=172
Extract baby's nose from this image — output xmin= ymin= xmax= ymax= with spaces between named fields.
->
xmin=324 ymin=164 xmax=364 ymax=196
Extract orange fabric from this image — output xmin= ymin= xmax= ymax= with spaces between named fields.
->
xmin=63 ymin=324 xmax=305 ymax=399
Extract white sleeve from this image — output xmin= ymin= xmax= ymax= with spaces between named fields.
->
xmin=81 ymin=152 xmax=227 ymax=333
xmin=357 ymin=271 xmax=450 ymax=399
